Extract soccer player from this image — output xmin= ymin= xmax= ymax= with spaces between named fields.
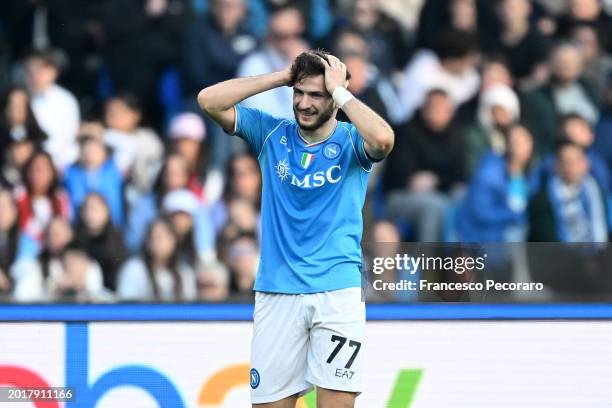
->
xmin=198 ymin=50 xmax=394 ymax=408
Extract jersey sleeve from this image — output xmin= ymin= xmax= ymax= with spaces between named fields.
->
xmin=347 ymin=123 xmax=381 ymax=172
xmin=232 ymin=104 xmax=285 ymax=157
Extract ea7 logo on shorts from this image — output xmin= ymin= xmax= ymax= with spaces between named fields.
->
xmin=291 ymin=165 xmax=342 ymax=188
xmin=335 ymin=368 xmax=356 ymax=379
xmin=250 ymin=368 xmax=260 ymax=389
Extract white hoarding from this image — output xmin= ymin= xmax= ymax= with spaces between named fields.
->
xmin=1 ymin=322 xmax=611 ymax=407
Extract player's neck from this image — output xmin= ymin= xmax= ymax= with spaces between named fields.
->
xmin=299 ymin=117 xmax=338 ymax=145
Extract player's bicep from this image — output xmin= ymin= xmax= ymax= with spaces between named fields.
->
xmin=348 ymin=125 xmax=379 ymax=172
xmin=205 ymin=106 xmax=236 ymax=134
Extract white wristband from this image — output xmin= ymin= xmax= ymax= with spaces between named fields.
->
xmin=332 ymin=87 xmax=355 ymax=109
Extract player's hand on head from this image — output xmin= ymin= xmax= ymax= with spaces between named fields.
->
xmin=280 ymin=64 xmax=293 ymax=86
xmin=319 ymin=54 xmax=348 ymax=95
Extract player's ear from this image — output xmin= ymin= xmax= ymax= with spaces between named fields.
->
xmin=345 ymin=80 xmax=350 ymax=89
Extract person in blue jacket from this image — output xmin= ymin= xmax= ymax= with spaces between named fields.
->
xmin=456 ymin=123 xmax=536 ymax=242
xmin=63 ymin=134 xmax=126 ymax=227
xmin=536 ymin=113 xmax=610 ymax=195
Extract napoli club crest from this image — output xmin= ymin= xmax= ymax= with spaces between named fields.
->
xmin=323 ymin=142 xmax=341 ymax=160
xmin=250 ymin=368 xmax=260 ymax=389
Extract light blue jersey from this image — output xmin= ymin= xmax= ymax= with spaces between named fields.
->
xmin=233 ymin=104 xmax=374 ymax=294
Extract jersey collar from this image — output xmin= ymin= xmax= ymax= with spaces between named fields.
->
xmin=297 ymin=120 xmax=338 ymax=148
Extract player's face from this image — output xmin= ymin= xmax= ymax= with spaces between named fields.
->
xmin=293 ymin=75 xmax=335 ymax=131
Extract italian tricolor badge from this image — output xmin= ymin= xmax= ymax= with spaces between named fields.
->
xmin=301 ymin=152 xmax=314 ymax=169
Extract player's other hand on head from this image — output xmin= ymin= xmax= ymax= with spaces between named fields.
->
xmin=318 ymin=54 xmax=349 ymax=95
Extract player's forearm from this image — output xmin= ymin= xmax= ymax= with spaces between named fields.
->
xmin=198 ymin=71 xmax=290 ymax=113
xmin=341 ymin=98 xmax=394 ymax=159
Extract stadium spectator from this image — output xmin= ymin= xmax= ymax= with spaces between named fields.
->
xmin=117 ymin=217 xmax=197 ymax=301
xmin=536 ymin=114 xmax=611 ymax=195
xmin=340 ymin=0 xmax=412 ymax=75
xmin=455 ymin=56 xmax=514 ymax=123
xmin=594 ymin=75 xmax=612 ymax=180
xmin=224 ymin=232 xmax=258 ymax=297
xmin=167 ymin=112 xmax=221 ymax=203
xmin=75 ymin=193 xmax=129 ymax=292
xmin=211 ymin=152 xmax=261 ymax=234
xmin=456 ymin=123 xmax=535 ymax=242
xmin=416 ymin=0 xmax=479 ymax=51
xmin=569 ymin=24 xmax=612 ymax=96
xmin=0 ymin=189 xmax=21 ymax=295
xmin=182 ymin=0 xmax=257 ymax=101
xmin=448 ymin=0 xmax=478 ymax=34
xmin=162 ymin=189 xmax=216 ymax=265
xmin=52 ymin=241 xmax=110 ymax=302
xmin=398 ymin=28 xmax=480 ymax=122
xmin=94 ymin=0 xmax=193 ymax=127
xmin=25 ymin=49 xmax=80 ymax=169
xmin=333 ymin=28 xmax=403 ymax=125
xmin=479 ymin=57 xmax=514 ymax=91
xmin=556 ymin=0 xmax=612 ymax=54
xmin=11 ymin=218 xmax=108 ymax=302
xmin=0 ymin=86 xmax=47 ymax=188
xmin=182 ymin=0 xmax=258 ymax=171
xmin=463 ymin=84 xmax=521 ymax=175
xmin=216 ymin=198 xmax=260 ymax=276
xmin=63 ymin=133 xmax=125 ymax=227
xmin=480 ymin=0 xmax=551 ymax=90
xmin=528 ymin=141 xmax=610 ymax=242
xmin=237 ymin=5 xmax=308 ymax=119
xmin=249 ymin=0 xmax=333 ymax=41
xmin=11 ymin=217 xmax=66 ymax=301
xmin=225 ymin=197 xmax=259 ymax=236
xmin=125 ymin=153 xmax=214 ymax=254
xmin=383 ymin=89 xmax=465 ymax=241
xmin=196 ymin=260 xmax=230 ymax=301
xmin=15 ymin=150 xmax=71 ymax=248
xmin=103 ymin=93 xmax=163 ymax=194
xmin=522 ymin=43 xmax=600 ymax=153
xmin=364 ymin=220 xmax=417 ymax=301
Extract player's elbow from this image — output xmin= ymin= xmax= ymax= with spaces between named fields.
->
xmin=376 ymin=127 xmax=395 ymax=157
xmin=197 ymin=88 xmax=217 ymax=113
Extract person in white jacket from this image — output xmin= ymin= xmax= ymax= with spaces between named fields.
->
xmin=25 ymin=49 xmax=80 ymax=170
xmin=117 ymin=217 xmax=196 ymax=302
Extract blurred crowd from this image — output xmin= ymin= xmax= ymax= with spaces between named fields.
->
xmin=0 ymin=0 xmax=611 ymax=303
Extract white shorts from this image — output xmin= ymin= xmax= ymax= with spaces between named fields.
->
xmin=250 ymin=287 xmax=365 ymax=404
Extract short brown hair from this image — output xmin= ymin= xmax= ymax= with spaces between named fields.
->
xmin=26 ymin=49 xmax=60 ymax=69
xmin=289 ymin=50 xmax=351 ymax=87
